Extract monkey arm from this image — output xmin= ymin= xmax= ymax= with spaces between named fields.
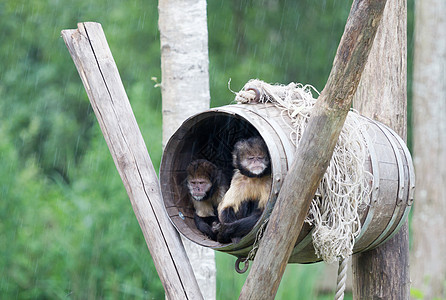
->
xmin=194 ymin=213 xmax=219 ymax=241
xmin=217 ymin=210 xmax=262 ymax=244
xmin=217 ymin=201 xmax=263 ymax=244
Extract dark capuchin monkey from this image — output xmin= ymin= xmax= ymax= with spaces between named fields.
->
xmin=217 ymin=136 xmax=272 ymax=244
xmin=186 ymin=159 xmax=228 ymax=240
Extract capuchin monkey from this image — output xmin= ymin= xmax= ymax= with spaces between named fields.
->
xmin=217 ymin=136 xmax=272 ymax=244
xmin=186 ymin=159 xmax=228 ymax=240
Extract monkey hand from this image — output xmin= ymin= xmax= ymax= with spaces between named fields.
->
xmin=212 ymin=221 xmax=221 ymax=233
xmin=216 ymin=223 xmax=236 ymax=244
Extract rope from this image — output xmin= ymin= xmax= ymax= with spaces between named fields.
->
xmin=234 ymin=88 xmax=258 ymax=103
xmin=335 ymin=256 xmax=349 ymax=300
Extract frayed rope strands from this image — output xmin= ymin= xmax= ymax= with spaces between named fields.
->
xmin=232 ymin=79 xmax=374 ymax=264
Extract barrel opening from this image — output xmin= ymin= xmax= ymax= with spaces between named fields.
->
xmin=161 ymin=112 xmax=272 ymax=247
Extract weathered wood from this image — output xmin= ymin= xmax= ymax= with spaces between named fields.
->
xmin=351 ymin=0 xmax=410 ymax=298
xmin=158 ymin=0 xmax=216 ymax=298
xmin=61 ymin=22 xmax=202 ymax=300
xmin=411 ymin=0 xmax=446 ymax=298
xmin=159 ymin=0 xmax=211 ymax=146
xmin=239 ymin=1 xmax=387 ymax=299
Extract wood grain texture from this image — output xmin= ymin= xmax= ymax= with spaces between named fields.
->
xmin=239 ymin=1 xmax=387 ymax=299
xmin=158 ymin=0 xmax=210 ymax=146
xmin=410 ymin=0 xmax=446 ymax=298
xmin=351 ymin=0 xmax=410 ymax=298
xmin=158 ymin=1 xmax=216 ymax=298
xmin=61 ymin=22 xmax=202 ymax=300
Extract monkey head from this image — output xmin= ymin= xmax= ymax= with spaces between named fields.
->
xmin=186 ymin=159 xmax=218 ymax=201
xmin=232 ymin=136 xmax=271 ymax=178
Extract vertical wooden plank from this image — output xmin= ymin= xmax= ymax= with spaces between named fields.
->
xmin=61 ymin=22 xmax=202 ymax=300
xmin=411 ymin=0 xmax=446 ymax=298
xmin=158 ymin=0 xmax=216 ymax=298
xmin=352 ymin=0 xmax=410 ymax=298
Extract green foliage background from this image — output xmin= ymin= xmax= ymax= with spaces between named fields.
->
xmin=0 ymin=0 xmax=413 ymax=299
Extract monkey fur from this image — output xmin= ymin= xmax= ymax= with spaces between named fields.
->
xmin=186 ymin=159 xmax=228 ymax=240
xmin=217 ymin=136 xmax=272 ymax=244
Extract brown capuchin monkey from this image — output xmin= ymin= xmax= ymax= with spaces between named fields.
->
xmin=186 ymin=159 xmax=228 ymax=240
xmin=217 ymin=136 xmax=272 ymax=244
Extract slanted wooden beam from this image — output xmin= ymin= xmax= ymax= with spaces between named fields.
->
xmin=61 ymin=22 xmax=202 ymax=300
xmin=239 ymin=1 xmax=388 ymax=299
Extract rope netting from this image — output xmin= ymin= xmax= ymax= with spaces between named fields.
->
xmin=233 ymin=79 xmax=374 ymax=264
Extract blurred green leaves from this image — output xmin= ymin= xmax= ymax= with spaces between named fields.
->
xmin=0 ymin=0 xmax=163 ymax=298
xmin=208 ymin=0 xmax=351 ymax=107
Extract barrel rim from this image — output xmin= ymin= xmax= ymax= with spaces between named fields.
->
xmin=160 ymin=104 xmax=285 ymax=253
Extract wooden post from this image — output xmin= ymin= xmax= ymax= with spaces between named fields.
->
xmin=239 ymin=1 xmax=387 ymax=299
xmin=158 ymin=1 xmax=216 ymax=298
xmin=411 ymin=0 xmax=446 ymax=298
xmin=61 ymin=22 xmax=203 ymax=300
xmin=352 ymin=0 xmax=410 ymax=298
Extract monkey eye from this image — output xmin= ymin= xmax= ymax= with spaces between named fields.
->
xmin=248 ymin=156 xmax=255 ymax=160
xmin=192 ymin=180 xmax=206 ymax=185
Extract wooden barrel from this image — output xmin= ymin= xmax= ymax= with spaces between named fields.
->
xmin=160 ymin=103 xmax=415 ymax=263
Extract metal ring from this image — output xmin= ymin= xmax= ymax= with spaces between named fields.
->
xmin=246 ymin=87 xmax=260 ymax=103
xmin=235 ymin=257 xmax=249 ymax=274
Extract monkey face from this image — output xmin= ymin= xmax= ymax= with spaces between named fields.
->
xmin=188 ymin=178 xmax=212 ymax=201
xmin=241 ymin=155 xmax=269 ymax=175
xmin=186 ymin=159 xmax=220 ymax=201
xmin=233 ymin=136 xmax=271 ymax=178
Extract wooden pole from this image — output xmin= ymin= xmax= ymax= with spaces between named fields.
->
xmin=239 ymin=1 xmax=387 ymax=299
xmin=411 ymin=0 xmax=446 ymax=298
xmin=61 ymin=22 xmax=203 ymax=300
xmin=352 ymin=0 xmax=410 ymax=298
xmin=158 ymin=1 xmax=216 ymax=298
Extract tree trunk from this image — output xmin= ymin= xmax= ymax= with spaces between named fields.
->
xmin=411 ymin=0 xmax=446 ymax=298
xmin=239 ymin=1 xmax=387 ymax=299
xmin=352 ymin=0 xmax=410 ymax=299
xmin=158 ymin=1 xmax=216 ymax=299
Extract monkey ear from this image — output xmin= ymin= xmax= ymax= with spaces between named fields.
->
xmin=232 ymin=141 xmax=241 ymax=167
xmin=232 ymin=153 xmax=238 ymax=168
